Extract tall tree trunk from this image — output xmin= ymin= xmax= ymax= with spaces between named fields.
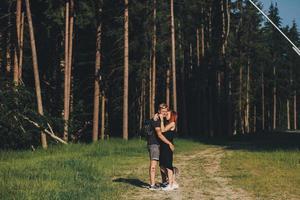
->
xmin=239 ymin=66 xmax=244 ymax=134
xmin=287 ymin=99 xmax=290 ymax=130
xmin=166 ymin=67 xmax=170 ymax=106
xmin=245 ymin=59 xmax=250 ymax=133
xmin=68 ymin=0 xmax=74 ymax=116
xmin=63 ymin=0 xmax=70 ymax=141
xmin=151 ymin=0 xmax=157 ymax=117
xmin=123 ymin=0 xmax=129 ymax=140
xmin=13 ymin=0 xmax=22 ymax=85
xmin=25 ymin=0 xmax=47 ymax=149
xmin=92 ymin=20 xmax=102 ymax=142
xmin=201 ymin=23 xmax=205 ymax=58
xmin=294 ymin=91 xmax=297 ymax=129
xmin=13 ymin=48 xmax=19 ymax=84
xmin=101 ymin=95 xmax=106 ymax=140
xmin=18 ymin=12 xmax=25 ymax=82
xmin=170 ymin=0 xmax=177 ymax=112
xmin=196 ymin=28 xmax=200 ymax=67
xmin=149 ymin=53 xmax=152 ymax=118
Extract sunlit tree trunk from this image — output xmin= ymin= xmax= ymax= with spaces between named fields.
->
xmin=63 ymin=0 xmax=70 ymax=141
xmin=149 ymin=54 xmax=152 ymax=118
xmin=92 ymin=18 xmax=102 ymax=142
xmin=151 ymin=0 xmax=157 ymax=117
xmin=101 ymin=95 xmax=106 ymax=140
xmin=170 ymin=0 xmax=177 ymax=112
xmin=166 ymin=67 xmax=170 ymax=107
xmin=123 ymin=0 xmax=129 ymax=140
xmin=13 ymin=0 xmax=22 ymax=85
xmin=68 ymin=0 xmax=74 ymax=116
xmin=18 ymin=12 xmax=25 ymax=82
xmin=25 ymin=0 xmax=47 ymax=149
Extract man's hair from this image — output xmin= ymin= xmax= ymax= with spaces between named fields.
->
xmin=159 ymin=103 xmax=169 ymax=110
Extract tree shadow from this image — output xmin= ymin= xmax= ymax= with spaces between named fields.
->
xmin=113 ymin=178 xmax=149 ymax=188
xmin=185 ymin=131 xmax=300 ymax=152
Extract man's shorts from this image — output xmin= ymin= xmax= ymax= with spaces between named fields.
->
xmin=148 ymin=144 xmax=160 ymax=161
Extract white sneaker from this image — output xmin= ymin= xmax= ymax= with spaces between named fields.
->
xmin=173 ymin=183 xmax=179 ymax=189
xmin=161 ymin=184 xmax=174 ymax=191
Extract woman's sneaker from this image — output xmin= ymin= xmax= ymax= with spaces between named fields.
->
xmin=161 ymin=184 xmax=174 ymax=191
xmin=172 ymin=183 xmax=179 ymax=189
xmin=148 ymin=184 xmax=160 ymax=190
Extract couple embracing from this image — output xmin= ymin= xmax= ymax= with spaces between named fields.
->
xmin=147 ymin=103 xmax=179 ymax=191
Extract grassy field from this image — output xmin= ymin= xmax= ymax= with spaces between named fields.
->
xmin=0 ymin=139 xmax=201 ymax=200
xmin=0 ymin=137 xmax=299 ymax=199
xmin=221 ymin=146 xmax=300 ymax=199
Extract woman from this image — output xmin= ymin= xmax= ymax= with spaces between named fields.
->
xmin=159 ymin=110 xmax=178 ymax=191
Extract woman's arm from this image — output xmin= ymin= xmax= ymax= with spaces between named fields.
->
xmin=160 ymin=120 xmax=175 ymax=133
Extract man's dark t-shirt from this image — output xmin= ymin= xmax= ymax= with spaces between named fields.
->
xmin=147 ymin=119 xmax=160 ymax=145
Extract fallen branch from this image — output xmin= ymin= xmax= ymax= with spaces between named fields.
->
xmin=21 ymin=115 xmax=67 ymax=145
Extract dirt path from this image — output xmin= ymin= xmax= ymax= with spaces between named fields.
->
xmin=121 ymin=147 xmax=254 ymax=200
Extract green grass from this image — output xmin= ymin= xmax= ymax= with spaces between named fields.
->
xmin=1 ymin=137 xmax=299 ymax=199
xmin=222 ymin=147 xmax=300 ymax=199
xmin=0 ymin=138 xmax=201 ymax=200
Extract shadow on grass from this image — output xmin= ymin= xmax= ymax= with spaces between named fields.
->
xmin=113 ymin=178 xmax=149 ymax=188
xmin=183 ymin=131 xmax=300 ymax=152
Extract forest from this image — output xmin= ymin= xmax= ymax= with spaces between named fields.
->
xmin=0 ymin=0 xmax=300 ymax=149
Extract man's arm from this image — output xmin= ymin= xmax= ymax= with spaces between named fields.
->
xmin=155 ymin=127 xmax=174 ymax=151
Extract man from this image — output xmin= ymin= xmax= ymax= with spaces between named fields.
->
xmin=148 ymin=103 xmax=174 ymax=190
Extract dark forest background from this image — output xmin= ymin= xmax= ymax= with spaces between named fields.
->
xmin=0 ymin=0 xmax=300 ymax=149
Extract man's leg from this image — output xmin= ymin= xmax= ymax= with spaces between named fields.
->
xmin=149 ymin=160 xmax=157 ymax=186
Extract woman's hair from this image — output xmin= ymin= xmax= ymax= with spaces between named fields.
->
xmin=169 ymin=111 xmax=177 ymax=123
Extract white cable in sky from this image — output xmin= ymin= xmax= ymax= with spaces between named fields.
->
xmin=248 ymin=0 xmax=300 ymax=56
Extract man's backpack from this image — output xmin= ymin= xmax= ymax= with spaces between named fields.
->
xmin=142 ymin=119 xmax=154 ymax=137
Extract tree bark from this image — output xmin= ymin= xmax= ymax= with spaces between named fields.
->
xmin=101 ymin=95 xmax=106 ymax=140
xmin=25 ymin=0 xmax=47 ymax=149
xmin=196 ymin=28 xmax=200 ymax=67
xmin=92 ymin=20 xmax=102 ymax=142
xmin=68 ymin=0 xmax=74 ymax=115
xmin=13 ymin=0 xmax=22 ymax=85
xmin=63 ymin=0 xmax=70 ymax=141
xmin=239 ymin=66 xmax=244 ymax=134
xmin=166 ymin=66 xmax=170 ymax=107
xmin=123 ymin=0 xmax=129 ymax=140
xmin=170 ymin=0 xmax=177 ymax=112
xmin=151 ymin=0 xmax=157 ymax=117
xmin=18 ymin=12 xmax=25 ymax=82
xmin=245 ymin=59 xmax=250 ymax=133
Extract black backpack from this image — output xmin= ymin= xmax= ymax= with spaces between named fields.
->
xmin=142 ymin=119 xmax=155 ymax=137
